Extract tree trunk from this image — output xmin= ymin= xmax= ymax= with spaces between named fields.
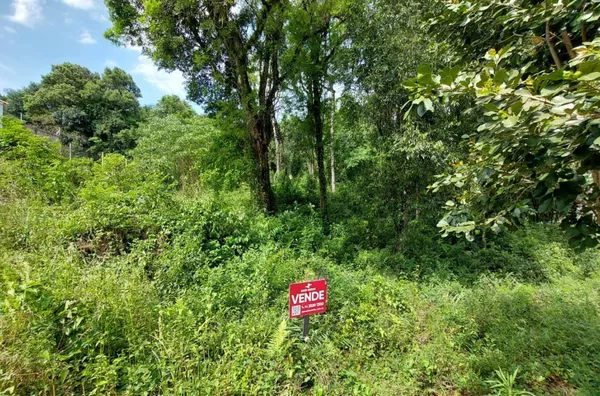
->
xmin=273 ymin=116 xmax=283 ymax=177
xmin=415 ymin=185 xmax=420 ymax=220
xmin=307 ymin=154 xmax=315 ymax=178
xmin=545 ymin=19 xmax=562 ymax=68
xmin=329 ymin=81 xmax=336 ymax=193
xmin=403 ymin=198 xmax=410 ymax=233
xmin=560 ymin=31 xmax=576 ymax=59
xmin=310 ymin=77 xmax=328 ymax=231
xmin=249 ymin=113 xmax=276 ymax=213
xmin=592 ymin=170 xmax=600 ymax=225
xmin=581 ymin=0 xmax=589 ymax=42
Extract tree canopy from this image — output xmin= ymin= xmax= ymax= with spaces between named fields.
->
xmin=407 ymin=0 xmax=600 ymax=250
xmin=106 ymin=0 xmax=295 ymax=211
xmin=24 ymin=63 xmax=141 ymax=155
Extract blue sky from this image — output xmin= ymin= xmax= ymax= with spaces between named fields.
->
xmin=0 ymin=0 xmax=192 ymax=107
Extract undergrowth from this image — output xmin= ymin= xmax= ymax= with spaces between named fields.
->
xmin=2 ymin=120 xmax=600 ymax=395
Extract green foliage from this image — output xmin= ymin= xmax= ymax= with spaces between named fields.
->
xmin=430 ymin=0 xmax=598 ymax=66
xmin=2 ymin=214 xmax=600 ymax=394
xmin=0 ymin=117 xmax=88 ymax=204
xmin=486 ymin=368 xmax=534 ymax=396
xmin=3 ymin=83 xmax=40 ymax=122
xmin=24 ymin=63 xmax=141 ymax=156
xmin=150 ymin=95 xmax=196 ymax=119
xmin=132 ymin=115 xmax=250 ymax=192
xmin=3 ymin=1 xmax=600 ymax=395
xmin=67 ymin=153 xmax=174 ymax=257
xmin=3 ymin=123 xmax=600 ymax=393
xmin=408 ymin=1 xmax=600 ymax=249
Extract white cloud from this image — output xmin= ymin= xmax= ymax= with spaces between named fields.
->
xmin=79 ymin=29 xmax=96 ymax=44
xmin=4 ymin=26 xmax=17 ymax=34
xmin=132 ymin=55 xmax=186 ymax=98
xmin=64 ymin=17 xmax=72 ymax=24
xmin=7 ymin=0 xmax=44 ymax=28
xmin=0 ymin=62 xmax=16 ymax=74
xmin=61 ymin=0 xmax=94 ymax=10
xmin=90 ymin=11 xmax=108 ymax=23
xmin=104 ymin=60 xmax=118 ymax=68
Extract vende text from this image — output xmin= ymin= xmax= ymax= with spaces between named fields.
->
xmin=291 ymin=291 xmax=325 ymax=304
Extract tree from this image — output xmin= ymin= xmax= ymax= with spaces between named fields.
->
xmin=272 ymin=115 xmax=284 ymax=176
xmin=428 ymin=0 xmax=599 ymax=68
xmin=3 ymin=82 xmax=40 ymax=121
xmin=285 ymin=0 xmax=350 ymax=229
xmin=133 ymin=116 xmax=249 ymax=191
xmin=329 ymin=81 xmax=336 ymax=193
xmin=328 ymin=0 xmax=457 ymax=246
xmin=152 ymin=95 xmax=196 ymax=119
xmin=407 ymin=0 xmax=600 ymax=250
xmin=105 ymin=0 xmax=293 ymax=212
xmin=24 ymin=64 xmax=141 ymax=155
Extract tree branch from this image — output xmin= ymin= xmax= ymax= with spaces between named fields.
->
xmin=245 ymin=4 xmax=269 ymax=53
xmin=560 ymin=31 xmax=576 ymax=59
xmin=581 ymin=0 xmax=589 ymax=42
xmin=546 ymin=20 xmax=563 ymax=68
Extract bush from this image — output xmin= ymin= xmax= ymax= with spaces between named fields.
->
xmin=2 ymin=117 xmax=600 ymax=395
xmin=63 ymin=154 xmax=175 ymax=257
xmin=132 ymin=116 xmax=250 ymax=192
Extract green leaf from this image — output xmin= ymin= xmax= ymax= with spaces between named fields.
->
xmin=555 ymin=197 xmax=572 ymax=213
xmin=578 ymin=222 xmax=591 ymax=235
xmin=423 ymin=98 xmax=434 ymax=113
xmin=416 ymin=64 xmax=431 ymax=76
xmin=440 ymin=66 xmax=461 ymax=85
xmin=541 ymin=83 xmax=566 ymax=96
xmin=565 ymin=226 xmax=580 ymax=238
xmin=583 ymin=237 xmax=598 ymax=248
xmin=579 ymin=72 xmax=600 ymax=81
xmin=502 ymin=115 xmax=519 ymax=128
xmin=538 ymin=198 xmax=553 ymax=213
xmin=569 ymin=236 xmax=582 ymax=248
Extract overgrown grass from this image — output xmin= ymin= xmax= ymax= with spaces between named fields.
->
xmin=2 ymin=124 xmax=600 ymax=394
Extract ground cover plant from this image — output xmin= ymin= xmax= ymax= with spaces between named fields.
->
xmin=2 ymin=115 xmax=600 ymax=395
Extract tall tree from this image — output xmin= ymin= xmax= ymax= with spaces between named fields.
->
xmin=152 ymin=95 xmax=196 ymax=119
xmin=331 ymin=0 xmax=456 ymax=245
xmin=3 ymin=82 xmax=40 ymax=122
xmin=105 ymin=0 xmax=293 ymax=212
xmin=286 ymin=0 xmax=349 ymax=229
xmin=24 ymin=64 xmax=141 ymax=155
xmin=329 ymin=80 xmax=336 ymax=193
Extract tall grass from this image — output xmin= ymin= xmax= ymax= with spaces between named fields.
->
xmin=2 ymin=123 xmax=600 ymax=394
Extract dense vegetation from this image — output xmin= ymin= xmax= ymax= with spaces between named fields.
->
xmin=2 ymin=0 xmax=600 ymax=394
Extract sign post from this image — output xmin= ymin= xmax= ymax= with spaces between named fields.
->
xmin=303 ymin=316 xmax=309 ymax=338
xmin=289 ymin=279 xmax=327 ymax=341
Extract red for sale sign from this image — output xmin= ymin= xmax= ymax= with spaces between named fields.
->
xmin=289 ymin=279 xmax=327 ymax=318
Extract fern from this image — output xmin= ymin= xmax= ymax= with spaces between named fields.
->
xmin=267 ymin=319 xmax=289 ymax=357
